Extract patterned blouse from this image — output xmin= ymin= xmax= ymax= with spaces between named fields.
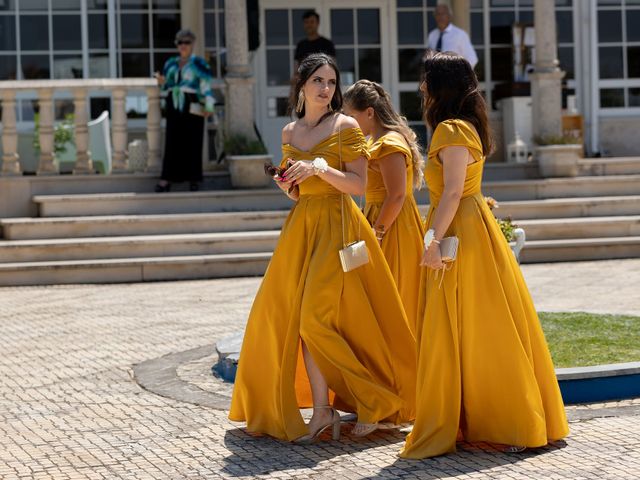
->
xmin=161 ymin=55 xmax=215 ymax=113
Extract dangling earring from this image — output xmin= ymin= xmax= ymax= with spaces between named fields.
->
xmin=328 ymin=101 xmax=333 ymax=112
xmin=296 ymin=91 xmax=305 ymax=113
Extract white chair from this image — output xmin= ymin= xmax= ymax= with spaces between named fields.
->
xmin=88 ymin=110 xmax=112 ymax=174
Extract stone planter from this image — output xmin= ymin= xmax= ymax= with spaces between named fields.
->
xmin=535 ymin=144 xmax=581 ymax=178
xmin=226 ymin=154 xmax=274 ymax=188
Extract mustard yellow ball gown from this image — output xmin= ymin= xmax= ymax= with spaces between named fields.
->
xmin=364 ymin=133 xmax=425 ymax=333
xmin=229 ymin=127 xmax=417 ymax=441
xmin=400 ymin=119 xmax=569 ymax=459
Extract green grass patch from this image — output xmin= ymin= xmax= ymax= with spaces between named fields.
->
xmin=539 ymin=312 xmax=640 ymax=368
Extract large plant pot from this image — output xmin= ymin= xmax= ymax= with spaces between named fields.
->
xmin=535 ymin=144 xmax=581 ymax=178
xmin=227 ymin=154 xmax=274 ymax=188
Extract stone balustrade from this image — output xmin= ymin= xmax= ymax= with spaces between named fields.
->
xmin=0 ymin=78 xmax=162 ymax=176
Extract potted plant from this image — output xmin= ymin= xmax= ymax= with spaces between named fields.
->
xmin=224 ymin=133 xmax=274 ymax=188
xmin=486 ymin=196 xmax=526 ymax=262
xmin=533 ymin=134 xmax=582 ymax=178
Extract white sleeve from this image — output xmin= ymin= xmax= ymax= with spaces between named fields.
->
xmin=427 ymin=29 xmax=438 ymax=50
xmin=461 ymin=31 xmax=478 ymax=68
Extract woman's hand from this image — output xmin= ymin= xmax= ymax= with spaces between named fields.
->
xmin=273 ymin=175 xmax=295 ymax=194
xmin=282 ymin=160 xmax=315 ymax=185
xmin=420 ymin=244 xmax=444 ymax=270
xmin=154 ymin=72 xmax=165 ymax=86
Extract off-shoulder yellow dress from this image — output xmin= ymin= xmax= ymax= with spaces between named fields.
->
xmin=364 ymin=133 xmax=425 ymax=332
xmin=229 ymin=127 xmax=417 ymax=441
xmin=400 ymin=119 xmax=569 ymax=459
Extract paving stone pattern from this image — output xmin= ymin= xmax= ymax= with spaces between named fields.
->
xmin=1 ymin=261 xmax=639 ymax=479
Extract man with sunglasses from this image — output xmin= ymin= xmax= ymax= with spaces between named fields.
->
xmin=155 ymin=29 xmax=215 ymax=192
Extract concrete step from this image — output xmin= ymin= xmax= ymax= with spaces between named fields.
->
xmin=492 ymin=195 xmax=640 ymax=220
xmin=0 ymin=211 xmax=289 ymax=240
xmin=0 ymin=253 xmax=271 ymax=286
xmin=518 ymin=216 xmax=640 ymax=240
xmin=0 ymin=236 xmax=637 ymax=285
xmin=578 ymin=157 xmax=640 ymax=176
xmin=519 ymin=236 xmax=640 ymax=263
xmin=0 ymin=231 xmax=280 ymax=263
xmin=33 ymin=175 xmax=640 ymax=217
xmin=5 ymin=195 xmax=640 ymax=240
xmin=34 ymin=189 xmax=290 ymax=217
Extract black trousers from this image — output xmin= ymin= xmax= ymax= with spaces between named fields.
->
xmin=161 ymin=95 xmax=205 ymax=183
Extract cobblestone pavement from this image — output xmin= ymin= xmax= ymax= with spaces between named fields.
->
xmin=1 ymin=260 xmax=639 ymax=479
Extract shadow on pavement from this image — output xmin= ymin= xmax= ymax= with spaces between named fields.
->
xmin=361 ymin=440 xmax=569 ymax=479
xmin=221 ymin=423 xmax=405 ymax=477
xmin=222 ymin=426 xmax=567 ymax=478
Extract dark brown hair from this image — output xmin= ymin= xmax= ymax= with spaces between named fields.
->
xmin=289 ymin=53 xmax=342 ymax=125
xmin=344 ymin=80 xmax=425 ymax=188
xmin=421 ymin=50 xmax=494 ymax=156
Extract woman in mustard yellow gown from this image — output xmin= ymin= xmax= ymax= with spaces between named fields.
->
xmin=400 ymin=51 xmax=569 ymax=459
xmin=229 ymin=54 xmax=416 ymax=443
xmin=343 ymin=80 xmax=425 ymax=332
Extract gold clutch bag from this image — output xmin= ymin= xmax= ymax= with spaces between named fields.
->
xmin=440 ymin=236 xmax=459 ymax=263
xmin=339 ymin=240 xmax=369 ymax=273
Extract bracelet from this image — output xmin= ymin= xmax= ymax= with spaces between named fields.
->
xmin=311 ymin=157 xmax=328 ymax=175
xmin=374 ymin=225 xmax=385 ymax=240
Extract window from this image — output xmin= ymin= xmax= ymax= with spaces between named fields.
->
xmin=117 ymin=0 xmax=180 ymax=78
xmin=597 ymin=0 xmax=640 ymax=109
xmin=473 ymin=0 xmax=576 ymax=109
xmin=203 ymin=0 xmax=226 ymax=79
xmin=396 ymin=0 xmax=438 ymax=144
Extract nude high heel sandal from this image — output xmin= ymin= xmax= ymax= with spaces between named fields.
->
xmin=293 ymin=406 xmax=341 ymax=444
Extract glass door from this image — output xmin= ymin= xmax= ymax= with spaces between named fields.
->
xmin=256 ymin=1 xmax=390 ymax=157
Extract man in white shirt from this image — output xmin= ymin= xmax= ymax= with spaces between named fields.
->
xmin=428 ymin=4 xmax=478 ymax=68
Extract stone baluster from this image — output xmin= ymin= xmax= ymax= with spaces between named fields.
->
xmin=1 ymin=90 xmax=21 ymax=176
xmin=111 ymin=87 xmax=129 ymax=172
xmin=72 ymin=87 xmax=94 ymax=174
xmin=37 ymin=88 xmax=58 ymax=175
xmin=145 ymin=86 xmax=162 ymax=173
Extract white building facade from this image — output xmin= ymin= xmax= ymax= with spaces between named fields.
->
xmin=0 ymin=0 xmax=638 ymax=166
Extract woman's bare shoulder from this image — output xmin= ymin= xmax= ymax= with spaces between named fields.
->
xmin=282 ymin=121 xmax=297 ymax=144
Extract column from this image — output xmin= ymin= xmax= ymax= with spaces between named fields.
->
xmin=530 ymin=0 xmax=565 ymax=139
xmin=450 ymin=0 xmax=470 ymax=34
xmin=224 ymin=0 xmax=256 ymax=140
xmin=145 ymin=85 xmax=162 ymax=173
xmin=181 ymin=0 xmax=205 ymax=57
xmin=72 ymin=87 xmax=94 ymax=174
xmin=37 ymin=88 xmax=58 ymax=175
xmin=1 ymin=90 xmax=21 ymax=176
xmin=111 ymin=87 xmax=129 ymax=172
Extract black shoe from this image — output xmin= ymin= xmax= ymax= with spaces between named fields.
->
xmin=189 ymin=182 xmax=199 ymax=191
xmin=155 ymin=182 xmax=171 ymax=192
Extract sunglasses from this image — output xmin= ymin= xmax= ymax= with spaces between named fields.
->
xmin=176 ymin=40 xmax=192 ymax=46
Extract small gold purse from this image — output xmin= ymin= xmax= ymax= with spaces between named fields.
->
xmin=339 ymin=240 xmax=369 ymax=273
xmin=337 ymin=128 xmax=369 ymax=273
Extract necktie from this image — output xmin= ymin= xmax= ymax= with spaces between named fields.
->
xmin=436 ymin=30 xmax=444 ymax=51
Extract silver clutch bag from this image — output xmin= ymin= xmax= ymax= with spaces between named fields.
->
xmin=339 ymin=240 xmax=369 ymax=273
xmin=440 ymin=236 xmax=459 ymax=263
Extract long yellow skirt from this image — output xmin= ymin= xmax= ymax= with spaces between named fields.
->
xmin=364 ymin=194 xmax=425 ymax=333
xmin=229 ymin=193 xmax=417 ymax=441
xmin=400 ymin=192 xmax=569 ymax=459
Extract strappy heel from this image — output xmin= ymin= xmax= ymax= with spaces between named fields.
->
xmin=351 ymin=422 xmax=379 ymax=438
xmin=504 ymin=445 xmax=526 ymax=453
xmin=293 ymin=406 xmax=341 ymax=444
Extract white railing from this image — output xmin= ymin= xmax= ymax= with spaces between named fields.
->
xmin=0 ymin=78 xmax=161 ymax=176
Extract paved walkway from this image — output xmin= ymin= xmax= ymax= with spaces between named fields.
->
xmin=0 ymin=260 xmax=639 ymax=479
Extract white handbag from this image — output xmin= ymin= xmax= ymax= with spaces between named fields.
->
xmin=337 ymin=128 xmax=369 ymax=273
